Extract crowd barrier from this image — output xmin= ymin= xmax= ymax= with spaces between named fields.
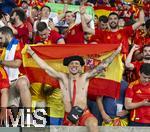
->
xmin=0 ymin=126 xmax=149 ymax=132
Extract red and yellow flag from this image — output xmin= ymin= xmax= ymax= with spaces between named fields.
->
xmin=22 ymin=44 xmax=124 ymax=100
xmin=94 ymin=6 xmax=117 ymax=17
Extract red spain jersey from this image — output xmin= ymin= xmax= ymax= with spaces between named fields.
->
xmin=126 ymin=80 xmax=150 ymax=123
xmin=64 ymin=23 xmax=84 ymax=44
xmin=133 ymin=30 xmax=150 ymax=46
xmin=14 ymin=23 xmax=29 ymax=44
xmin=129 ymin=61 xmax=144 ymax=82
xmin=131 ymin=61 xmax=144 ymax=74
xmin=34 ymin=30 xmax=63 ymax=44
xmin=89 ymin=26 xmax=134 ymax=54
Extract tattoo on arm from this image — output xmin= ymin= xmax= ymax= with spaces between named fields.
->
xmin=89 ymin=49 xmax=120 ymax=77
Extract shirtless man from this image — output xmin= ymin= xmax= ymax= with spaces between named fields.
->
xmin=27 ymin=44 xmax=122 ymax=132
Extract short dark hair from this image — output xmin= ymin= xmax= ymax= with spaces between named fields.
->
xmin=145 ymin=19 xmax=150 ymax=30
xmin=140 ymin=63 xmax=150 ymax=75
xmin=95 ymin=15 xmax=98 ymax=19
xmin=0 ymin=10 xmax=6 ymax=19
xmin=37 ymin=22 xmax=47 ymax=32
xmin=33 ymin=6 xmax=39 ymax=11
xmin=11 ymin=8 xmax=26 ymax=21
xmin=41 ymin=5 xmax=51 ymax=12
xmin=119 ymin=16 xmax=124 ymax=20
xmin=65 ymin=10 xmax=76 ymax=20
xmin=63 ymin=56 xmax=85 ymax=66
xmin=0 ymin=26 xmax=13 ymax=36
xmin=99 ymin=15 xmax=108 ymax=23
xmin=21 ymin=0 xmax=28 ymax=5
xmin=143 ymin=45 xmax=150 ymax=49
xmin=108 ymin=12 xmax=119 ymax=19
xmin=65 ymin=11 xmax=72 ymax=14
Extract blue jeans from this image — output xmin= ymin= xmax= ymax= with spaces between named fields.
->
xmin=87 ymin=99 xmax=103 ymax=125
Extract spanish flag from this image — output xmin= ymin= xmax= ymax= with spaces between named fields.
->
xmin=22 ymin=44 xmax=124 ymax=100
xmin=94 ymin=6 xmax=117 ymax=17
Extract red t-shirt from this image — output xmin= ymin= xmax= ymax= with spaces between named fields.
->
xmin=132 ymin=61 xmax=144 ymax=74
xmin=64 ymin=23 xmax=84 ymax=44
xmin=143 ymin=2 xmax=150 ymax=17
xmin=126 ymin=80 xmax=150 ymax=123
xmin=133 ymin=30 xmax=150 ymax=46
xmin=144 ymin=37 xmax=150 ymax=45
xmin=0 ymin=67 xmax=9 ymax=89
xmin=14 ymin=24 xmax=29 ymax=44
xmin=129 ymin=61 xmax=144 ymax=82
xmin=89 ymin=26 xmax=134 ymax=54
xmin=34 ymin=30 xmax=63 ymax=44
xmin=89 ymin=29 xmax=103 ymax=43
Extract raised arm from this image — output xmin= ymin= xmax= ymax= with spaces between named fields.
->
xmin=86 ymin=44 xmax=122 ymax=78
xmin=27 ymin=46 xmax=63 ymax=79
xmin=80 ymin=6 xmax=95 ymax=35
xmin=58 ymin=4 xmax=68 ymax=21
xmin=132 ymin=9 xmax=145 ymax=30
xmin=125 ymin=44 xmax=140 ymax=70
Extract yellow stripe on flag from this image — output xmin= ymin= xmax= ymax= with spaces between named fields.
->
xmin=95 ymin=9 xmax=111 ymax=17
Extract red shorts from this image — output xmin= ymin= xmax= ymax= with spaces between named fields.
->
xmin=63 ymin=108 xmax=95 ymax=126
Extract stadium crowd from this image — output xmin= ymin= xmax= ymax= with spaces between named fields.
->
xmin=0 ymin=0 xmax=149 ymax=130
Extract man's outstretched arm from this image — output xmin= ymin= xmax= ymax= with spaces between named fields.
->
xmin=86 ymin=44 xmax=122 ymax=78
xmin=125 ymin=44 xmax=140 ymax=70
xmin=27 ymin=46 xmax=63 ymax=79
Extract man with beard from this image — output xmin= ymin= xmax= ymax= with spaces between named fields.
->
xmin=125 ymin=63 xmax=150 ymax=126
xmin=89 ymin=10 xmax=145 ymax=54
xmin=27 ymin=44 xmax=122 ymax=131
xmin=5 ymin=8 xmax=29 ymax=44
xmin=125 ymin=44 xmax=150 ymax=81
xmin=0 ymin=26 xmax=32 ymax=124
